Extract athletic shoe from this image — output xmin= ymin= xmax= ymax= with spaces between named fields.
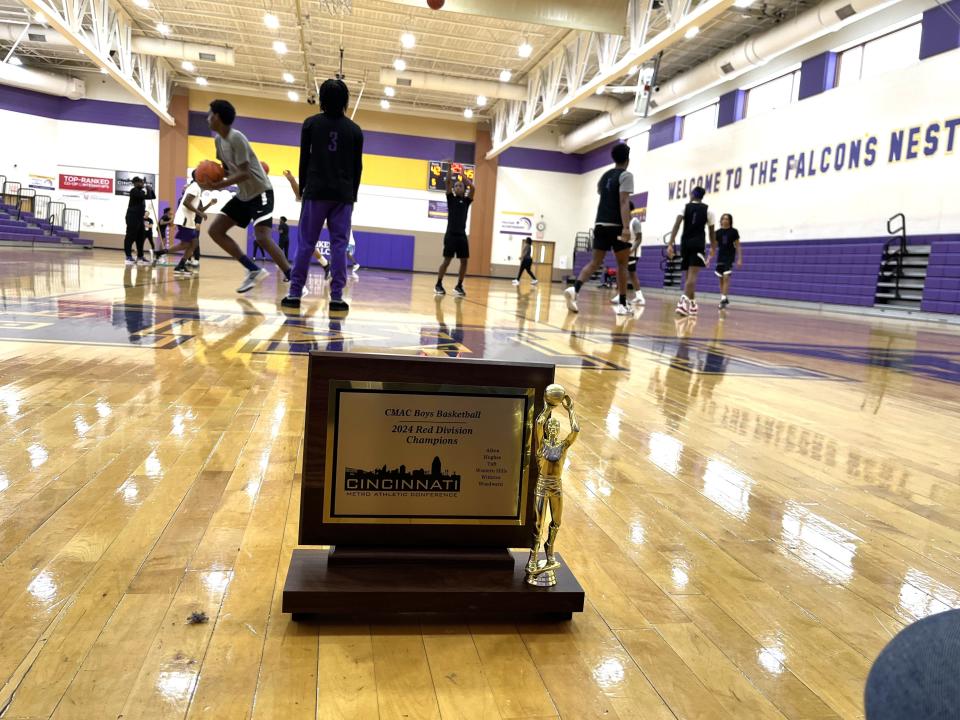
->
xmin=512 ymin=279 xmax=520 ymax=286
xmin=352 ymin=263 xmax=361 ymax=273
xmin=454 ymin=285 xmax=466 ymax=298
xmin=280 ymin=295 xmax=301 ymax=309
xmin=719 ymin=296 xmax=730 ymax=308
xmin=676 ymin=295 xmax=691 ymax=316
xmin=237 ymin=268 xmax=269 ymax=293
xmin=124 ymin=257 xmax=135 ymax=265
xmin=634 ymin=291 xmax=645 ymax=305
xmin=435 ymin=283 xmax=446 ymax=296
xmin=610 ymin=294 xmax=620 ymax=304
xmin=564 ymin=287 xmax=579 ymax=313
xmin=531 ymin=279 xmax=538 ymax=285
xmin=174 ymin=265 xmax=191 ymax=276
xmin=614 ymin=304 xmax=632 ymax=316
xmin=690 ymin=300 xmax=699 ymax=315
xmin=188 ymin=259 xmax=200 ymax=267
xmin=136 ymin=257 xmax=150 ymax=266
xmin=329 ymin=299 xmax=350 ymax=312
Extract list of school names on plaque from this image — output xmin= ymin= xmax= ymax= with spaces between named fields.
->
xmin=331 ymin=388 xmax=529 ymax=521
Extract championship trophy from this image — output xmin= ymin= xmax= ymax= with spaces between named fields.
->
xmin=526 ymin=383 xmax=579 ymax=587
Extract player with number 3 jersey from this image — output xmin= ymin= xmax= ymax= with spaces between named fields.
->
xmin=284 ymin=78 xmax=364 ymax=312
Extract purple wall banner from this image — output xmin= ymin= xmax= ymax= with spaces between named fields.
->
xmin=499 ymin=146 xmax=583 ymax=173
xmin=798 ymin=52 xmax=838 ymax=101
xmin=649 ymin=116 xmax=683 ymax=151
xmin=718 ymin=90 xmax=747 ymax=128
xmin=0 ymin=85 xmax=159 ymax=129
xmin=920 ymin=0 xmax=960 ymax=59
xmin=428 ymin=200 xmax=448 ymax=219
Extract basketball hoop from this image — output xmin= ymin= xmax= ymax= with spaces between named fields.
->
xmin=319 ymin=0 xmax=352 ymax=14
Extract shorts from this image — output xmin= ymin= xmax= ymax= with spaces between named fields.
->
xmin=628 ymin=256 xmax=638 ymax=273
xmin=443 ymin=233 xmax=470 ymax=259
xmin=715 ymin=259 xmax=735 ymax=277
xmin=593 ymin=225 xmax=631 ymax=253
xmin=175 ymin=226 xmax=198 ymax=242
xmin=680 ymin=243 xmax=707 ymax=271
xmin=222 ymin=189 xmax=274 ymax=229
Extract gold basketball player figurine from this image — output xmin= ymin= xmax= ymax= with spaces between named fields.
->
xmin=526 ymin=383 xmax=579 ymax=587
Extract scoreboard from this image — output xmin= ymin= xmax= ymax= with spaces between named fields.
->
xmin=428 ymin=161 xmax=476 ymax=192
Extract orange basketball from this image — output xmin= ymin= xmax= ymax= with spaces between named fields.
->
xmin=194 ymin=160 xmax=224 ymax=186
xmin=427 ymin=0 xmax=444 ymax=8
xmin=261 ymin=160 xmax=270 ymax=175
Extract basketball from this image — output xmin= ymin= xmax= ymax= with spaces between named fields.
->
xmin=194 ymin=160 xmax=223 ymax=186
xmin=261 ymin=160 xmax=270 ymax=175
xmin=427 ymin=0 xmax=444 ymax=9
xmin=544 ymin=384 xmax=565 ymax=406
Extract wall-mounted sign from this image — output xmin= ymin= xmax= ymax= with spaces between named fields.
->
xmin=428 ymin=199 xmax=448 ymax=219
xmin=59 ymin=173 xmax=113 ymax=193
xmin=114 ymin=170 xmax=157 ymax=196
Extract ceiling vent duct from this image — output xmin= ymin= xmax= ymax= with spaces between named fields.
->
xmin=835 ymin=4 xmax=858 ymax=19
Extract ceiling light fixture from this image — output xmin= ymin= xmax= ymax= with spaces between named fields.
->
xmin=684 ymin=26 xmax=700 ymax=39
xmin=133 ymin=0 xmax=149 ymax=8
xmin=273 ymin=40 xmax=287 ymax=54
xmin=734 ymin=0 xmax=755 ymax=6
xmin=499 ymin=69 xmax=512 ymax=82
xmin=393 ymin=57 xmax=407 ymax=72
xmin=196 ymin=76 xmax=208 ymax=86
xmin=384 ymin=86 xmax=396 ymax=97
xmin=464 ymin=108 xmax=474 ymax=119
xmin=156 ymin=22 xmax=171 ymax=35
xmin=181 ymin=60 xmax=195 ymax=72
xmin=282 ymin=71 xmax=294 ymax=83
xmin=263 ymin=13 xmax=280 ymax=29
xmin=476 ymin=95 xmax=487 ymax=107
xmin=287 ymin=90 xmax=299 ymax=102
xmin=9 ymin=55 xmax=23 ymax=66
xmin=518 ymin=41 xmax=533 ymax=58
xmin=380 ymin=99 xmax=390 ymax=110
xmin=400 ymin=32 xmax=415 ymax=49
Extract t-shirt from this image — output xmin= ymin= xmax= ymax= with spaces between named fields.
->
xmin=446 ymin=192 xmax=473 ymax=236
xmin=144 ymin=218 xmax=154 ymax=238
xmin=278 ymin=223 xmax=289 ymax=242
xmin=174 ymin=182 xmax=200 ymax=228
xmin=126 ymin=185 xmax=155 ymax=217
xmin=215 ymin=128 xmax=271 ymax=201
xmin=299 ymin=112 xmax=364 ymax=203
xmin=521 ymin=239 xmax=532 ymax=261
xmin=595 ymin=168 xmax=635 ymax=227
xmin=629 ymin=217 xmax=643 ymax=256
xmin=716 ymin=227 xmax=740 ymax=261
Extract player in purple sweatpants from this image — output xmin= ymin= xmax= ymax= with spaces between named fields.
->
xmin=282 ymin=78 xmax=363 ymax=312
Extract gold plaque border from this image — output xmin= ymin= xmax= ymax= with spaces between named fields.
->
xmin=322 ymin=380 xmax=535 ymax=526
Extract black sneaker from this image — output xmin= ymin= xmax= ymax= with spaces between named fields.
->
xmin=435 ymin=283 xmax=445 ymax=296
xmin=281 ymin=296 xmax=301 ymax=309
xmin=329 ymin=299 xmax=350 ymax=312
xmin=454 ymin=285 xmax=466 ymax=298
xmin=719 ymin=297 xmax=730 ymax=308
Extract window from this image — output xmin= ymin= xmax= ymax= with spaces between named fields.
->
xmin=745 ymin=69 xmax=800 ymax=118
xmin=835 ymin=20 xmax=922 ymax=87
xmin=681 ymin=102 xmax=718 ymax=141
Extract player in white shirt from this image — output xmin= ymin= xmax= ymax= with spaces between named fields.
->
xmin=610 ymin=201 xmax=644 ymax=306
xmin=154 ymin=170 xmax=217 ymax=275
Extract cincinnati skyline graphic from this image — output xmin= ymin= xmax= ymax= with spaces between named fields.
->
xmin=344 ymin=456 xmax=461 ymax=493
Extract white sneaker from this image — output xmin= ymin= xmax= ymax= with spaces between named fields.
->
xmin=614 ymin=304 xmax=632 ymax=316
xmin=634 ymin=291 xmax=645 ymax=305
xmin=512 ymin=279 xmax=520 ymax=286
xmin=237 ymin=268 xmax=269 ymax=293
xmin=125 ymin=257 xmax=135 ymax=265
xmin=564 ymin=287 xmax=579 ymax=313
xmin=188 ymin=259 xmax=200 ymax=267
xmin=531 ymin=279 xmax=538 ymax=285
xmin=352 ymin=264 xmax=361 ymax=273
xmin=676 ymin=295 xmax=691 ymax=316
xmin=690 ymin=300 xmax=699 ymax=315
xmin=610 ymin=294 xmax=619 ymax=304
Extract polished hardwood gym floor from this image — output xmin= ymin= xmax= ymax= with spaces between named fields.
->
xmin=1 ymin=248 xmax=958 ymax=719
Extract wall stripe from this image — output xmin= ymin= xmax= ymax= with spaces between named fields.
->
xmin=499 ymin=146 xmax=583 ymax=173
xmin=0 ymin=85 xmax=159 ymax=129
xmin=187 ymin=135 xmax=428 ymax=191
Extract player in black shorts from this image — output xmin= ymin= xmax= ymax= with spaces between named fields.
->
xmin=668 ymin=186 xmax=716 ymax=316
xmin=200 ymin=99 xmax=292 ymax=293
xmin=564 ymin=143 xmax=634 ymax=316
xmin=435 ymin=166 xmax=474 ymax=298
xmin=714 ymin=213 xmax=742 ymax=308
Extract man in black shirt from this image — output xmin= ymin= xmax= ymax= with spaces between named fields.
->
xmin=277 ymin=216 xmax=290 ymax=259
xmin=668 ymin=186 xmax=716 ymax=316
xmin=158 ymin=207 xmax=172 ymax=250
xmin=283 ymin=79 xmax=363 ymax=312
xmin=124 ymin=177 xmax=155 ymax=265
xmin=435 ymin=167 xmax=474 ymax=297
xmin=564 ymin=143 xmax=634 ymax=316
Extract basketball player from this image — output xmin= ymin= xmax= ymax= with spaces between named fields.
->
xmin=435 ymin=166 xmax=474 ymax=298
xmin=123 ymin=176 xmax=154 ymax=265
xmin=668 ymin=186 xmax=716 ymax=316
xmin=143 ymin=212 xmax=156 ymax=262
xmin=564 ymin=143 xmax=634 ymax=316
xmin=155 ymin=170 xmax=217 ymax=275
xmin=157 ymin=207 xmax=172 ymax=249
xmin=282 ymin=169 xmax=331 ymax=277
xmin=200 ymin=99 xmax=292 ymax=293
xmin=512 ymin=236 xmax=538 ymax=286
xmin=283 ymin=79 xmax=363 ymax=312
xmin=610 ymin=201 xmax=644 ymax=306
xmin=277 ymin=216 xmax=290 ymax=259
xmin=715 ymin=213 xmax=742 ymax=308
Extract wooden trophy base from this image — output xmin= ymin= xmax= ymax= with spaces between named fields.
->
xmin=283 ymin=548 xmax=585 ymax=621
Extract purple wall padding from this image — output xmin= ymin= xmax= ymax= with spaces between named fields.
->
xmin=717 ymin=90 xmax=746 ymax=128
xmin=920 ymin=0 xmax=960 ymax=59
xmin=252 ymin=225 xmax=415 ymax=271
xmin=579 ymin=142 xmax=619 ymax=174
xmin=648 ymin=116 xmax=683 ymax=151
xmin=798 ymin=52 xmax=838 ymax=100
xmin=499 ymin=147 xmax=583 ymax=173
xmin=922 ymin=236 xmax=960 ymax=314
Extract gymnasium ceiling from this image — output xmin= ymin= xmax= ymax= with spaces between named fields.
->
xmin=0 ymin=0 xmax=819 ymax=125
